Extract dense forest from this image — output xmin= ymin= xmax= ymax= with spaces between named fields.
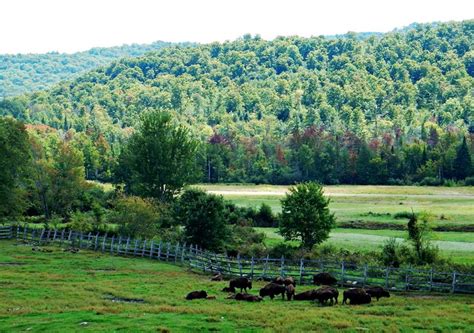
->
xmin=0 ymin=41 xmax=187 ymax=97
xmin=1 ymin=20 xmax=473 ymax=185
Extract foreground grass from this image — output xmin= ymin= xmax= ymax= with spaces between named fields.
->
xmin=1 ymin=241 xmax=473 ymax=332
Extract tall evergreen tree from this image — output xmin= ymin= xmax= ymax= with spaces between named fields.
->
xmin=453 ymin=137 xmax=472 ymax=180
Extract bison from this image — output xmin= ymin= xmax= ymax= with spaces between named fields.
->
xmin=222 ymin=286 xmax=236 ymax=293
xmin=314 ymin=286 xmax=339 ymax=305
xmin=293 ymin=290 xmax=318 ymax=301
xmin=284 ymin=276 xmax=296 ymax=287
xmin=229 ymin=277 xmax=252 ymax=293
xmin=259 ymin=283 xmax=287 ymax=300
xmin=343 ymin=288 xmax=371 ymax=305
xmin=186 ymin=290 xmax=208 ymax=300
xmin=313 ymin=272 xmax=337 ymax=286
xmin=272 ymin=276 xmax=285 ymax=285
xmin=234 ymin=293 xmax=263 ymax=302
xmin=285 ymin=284 xmax=296 ymax=301
xmin=364 ymin=286 xmax=390 ymax=301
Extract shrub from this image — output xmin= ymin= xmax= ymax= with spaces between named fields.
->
xmin=419 ymin=177 xmax=442 ymax=186
xmin=380 ymin=238 xmax=403 ymax=267
xmin=109 ymin=196 xmax=161 ymax=238
xmin=268 ymin=243 xmax=300 ymax=260
xmin=69 ymin=211 xmax=95 ymax=233
xmin=464 ymin=176 xmax=474 ymax=186
xmin=254 ymin=203 xmax=277 ymax=227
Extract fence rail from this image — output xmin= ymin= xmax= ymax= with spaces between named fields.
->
xmin=1 ymin=225 xmax=473 ymax=294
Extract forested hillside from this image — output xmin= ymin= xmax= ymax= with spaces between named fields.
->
xmin=1 ymin=21 xmax=473 ymax=185
xmin=0 ymin=41 xmax=184 ymax=97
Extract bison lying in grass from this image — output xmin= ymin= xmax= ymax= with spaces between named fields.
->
xmin=234 ymin=293 xmax=263 ymax=302
xmin=293 ymin=290 xmax=318 ymax=301
xmin=364 ymin=286 xmax=390 ymax=301
xmin=229 ymin=277 xmax=252 ymax=293
xmin=343 ymin=288 xmax=371 ymax=305
xmin=259 ymin=283 xmax=286 ymax=300
xmin=186 ymin=290 xmax=208 ymax=300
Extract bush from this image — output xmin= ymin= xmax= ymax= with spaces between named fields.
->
xmin=268 ymin=243 xmax=300 ymax=260
xmin=380 ymin=238 xmax=403 ymax=267
xmin=464 ymin=176 xmax=474 ymax=186
xmin=69 ymin=211 xmax=95 ymax=233
xmin=419 ymin=177 xmax=443 ymax=186
xmin=254 ymin=203 xmax=277 ymax=227
xmin=109 ymin=196 xmax=161 ymax=238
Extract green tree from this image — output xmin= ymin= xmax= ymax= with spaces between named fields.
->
xmin=453 ymin=137 xmax=472 ymax=180
xmin=117 ymin=111 xmax=198 ymax=202
xmin=279 ymin=182 xmax=335 ymax=250
xmin=0 ymin=117 xmax=31 ymax=218
xmin=175 ymin=189 xmax=228 ymax=251
xmin=407 ymin=211 xmax=438 ymax=264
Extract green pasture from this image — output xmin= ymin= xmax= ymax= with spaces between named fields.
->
xmin=0 ymin=241 xmax=473 ymax=332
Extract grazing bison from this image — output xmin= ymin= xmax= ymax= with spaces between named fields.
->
xmin=284 ymin=276 xmax=296 ymax=287
xmin=364 ymin=286 xmax=390 ymax=301
xmin=235 ymin=293 xmax=263 ymax=302
xmin=313 ymin=272 xmax=337 ymax=286
xmin=293 ymin=290 xmax=318 ymax=301
xmin=229 ymin=277 xmax=252 ymax=293
xmin=211 ymin=273 xmax=223 ymax=281
xmin=186 ymin=290 xmax=208 ymax=300
xmin=314 ymin=286 xmax=339 ymax=305
xmin=343 ymin=288 xmax=371 ymax=305
xmin=222 ymin=286 xmax=236 ymax=293
xmin=259 ymin=283 xmax=287 ymax=300
xmin=285 ymin=284 xmax=296 ymax=301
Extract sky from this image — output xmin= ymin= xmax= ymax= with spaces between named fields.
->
xmin=1 ymin=0 xmax=473 ymax=54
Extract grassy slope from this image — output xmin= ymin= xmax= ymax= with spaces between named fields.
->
xmin=0 ymin=241 xmax=473 ymax=332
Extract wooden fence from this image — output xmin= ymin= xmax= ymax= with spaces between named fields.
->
xmin=1 ymin=225 xmax=474 ymax=294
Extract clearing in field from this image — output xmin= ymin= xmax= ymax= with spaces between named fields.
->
xmin=0 ymin=241 xmax=473 ymax=332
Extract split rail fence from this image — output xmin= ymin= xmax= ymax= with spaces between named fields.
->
xmin=1 ymin=225 xmax=473 ymax=294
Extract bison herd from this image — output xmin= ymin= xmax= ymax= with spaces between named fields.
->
xmin=185 ymin=272 xmax=391 ymax=306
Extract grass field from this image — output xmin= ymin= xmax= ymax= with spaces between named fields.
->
xmin=1 ymin=241 xmax=473 ymax=332
xmin=196 ymin=184 xmax=474 ymax=264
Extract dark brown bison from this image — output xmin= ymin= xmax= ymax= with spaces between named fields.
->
xmin=293 ymin=290 xmax=318 ymax=301
xmin=259 ymin=283 xmax=286 ymax=300
xmin=314 ymin=286 xmax=339 ymax=305
xmin=285 ymin=284 xmax=296 ymax=301
xmin=313 ymin=272 xmax=337 ymax=286
xmin=364 ymin=286 xmax=390 ymax=301
xmin=222 ymin=286 xmax=236 ymax=293
xmin=211 ymin=273 xmax=223 ymax=281
xmin=234 ymin=293 xmax=263 ymax=302
xmin=343 ymin=288 xmax=371 ymax=305
xmin=186 ymin=290 xmax=208 ymax=300
xmin=229 ymin=277 xmax=252 ymax=293
xmin=284 ymin=276 xmax=296 ymax=286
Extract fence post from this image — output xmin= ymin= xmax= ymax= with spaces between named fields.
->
xmin=363 ymin=264 xmax=368 ymax=287
xmin=52 ymin=229 xmax=57 ymax=242
xmin=68 ymin=230 xmax=72 ymax=241
xmin=250 ymin=257 xmax=255 ymax=280
xmin=341 ymin=261 xmax=345 ymax=285
xmin=94 ymin=233 xmax=99 ymax=250
xmin=429 ymin=268 xmax=433 ymax=292
xmin=280 ymin=256 xmax=285 ymax=277
xmin=181 ymin=243 xmax=186 ymax=263
xmin=451 ymin=272 xmax=456 ymax=293
xmin=39 ymin=229 xmax=45 ymax=245
xmin=385 ymin=267 xmax=389 ymax=289
xmin=405 ymin=267 xmax=410 ymax=291
xmin=141 ymin=240 xmax=147 ymax=257
xmin=16 ymin=225 xmax=20 ymax=240
xmin=60 ymin=229 xmax=65 ymax=245
xmin=174 ymin=243 xmax=179 ymax=263
xmin=133 ymin=239 xmax=139 ymax=256
xmin=117 ymin=236 xmax=123 ymax=255
xmin=79 ymin=232 xmax=84 ymax=248
xmin=166 ymin=242 xmax=170 ymax=261
xmin=102 ymin=234 xmax=107 ymax=252
xmin=46 ymin=229 xmax=51 ymax=242
xmin=158 ymin=241 xmax=163 ymax=260
xmin=23 ymin=226 xmax=27 ymax=241
xmin=110 ymin=236 xmax=115 ymax=254
xmin=237 ymin=254 xmax=243 ymax=277
xmin=149 ymin=240 xmax=154 ymax=259
xmin=263 ymin=255 xmax=269 ymax=278
xmin=125 ymin=237 xmax=130 ymax=255
xmin=299 ymin=259 xmax=304 ymax=285
xmin=87 ymin=232 xmax=92 ymax=247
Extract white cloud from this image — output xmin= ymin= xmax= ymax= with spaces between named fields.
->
xmin=1 ymin=0 xmax=473 ymax=54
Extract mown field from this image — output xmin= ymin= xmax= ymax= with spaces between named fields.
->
xmin=198 ymin=184 xmax=474 ymax=264
xmin=1 ymin=241 xmax=473 ymax=332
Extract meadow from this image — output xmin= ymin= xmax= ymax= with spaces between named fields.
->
xmin=1 ymin=241 xmax=473 ymax=332
xmin=198 ymin=184 xmax=474 ymax=264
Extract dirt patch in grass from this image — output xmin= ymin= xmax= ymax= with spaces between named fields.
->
xmin=103 ymin=294 xmax=145 ymax=304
